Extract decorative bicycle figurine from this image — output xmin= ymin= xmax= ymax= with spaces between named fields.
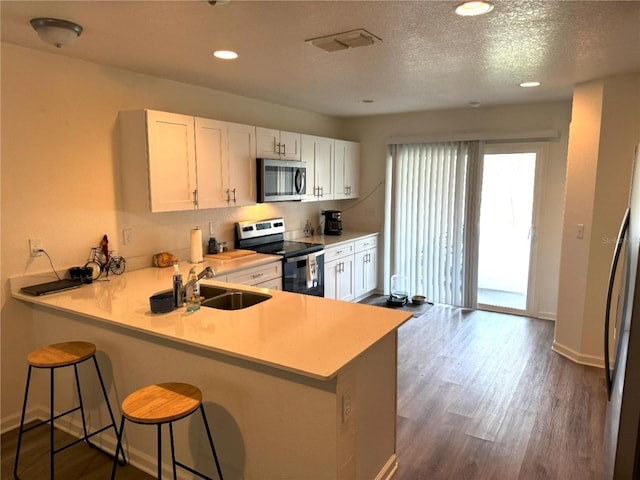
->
xmin=84 ymin=236 xmax=126 ymax=280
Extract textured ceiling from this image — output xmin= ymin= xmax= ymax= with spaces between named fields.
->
xmin=2 ymin=0 xmax=640 ymax=117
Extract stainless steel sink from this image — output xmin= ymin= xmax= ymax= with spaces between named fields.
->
xmin=199 ymin=285 xmax=231 ymax=300
xmin=201 ymin=290 xmax=271 ymax=310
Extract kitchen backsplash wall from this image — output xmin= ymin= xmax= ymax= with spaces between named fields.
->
xmin=117 ymin=200 xmax=343 ymax=271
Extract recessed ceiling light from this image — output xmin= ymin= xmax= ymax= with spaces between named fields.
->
xmin=360 ymin=99 xmax=375 ymax=104
xmin=469 ymin=101 xmax=481 ymax=108
xmin=455 ymin=1 xmax=494 ymax=16
xmin=213 ymin=50 xmax=238 ymax=60
xmin=520 ymin=81 xmax=541 ymax=88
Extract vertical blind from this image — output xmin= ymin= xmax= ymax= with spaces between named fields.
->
xmin=388 ymin=141 xmax=482 ymax=307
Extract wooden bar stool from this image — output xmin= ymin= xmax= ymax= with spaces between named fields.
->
xmin=111 ymin=382 xmax=223 ymax=480
xmin=13 ymin=341 xmax=125 ymax=479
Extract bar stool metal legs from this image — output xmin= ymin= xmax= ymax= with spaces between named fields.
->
xmin=13 ymin=341 xmax=126 ymax=479
xmin=111 ymin=382 xmax=223 ymax=480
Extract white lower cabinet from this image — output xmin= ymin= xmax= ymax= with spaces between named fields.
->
xmin=324 ymin=242 xmax=355 ymax=302
xmin=324 ymin=234 xmax=378 ymax=302
xmin=223 ymin=261 xmax=282 ymax=289
xmin=325 ymin=255 xmax=354 ymax=302
xmin=354 ymin=235 xmax=378 ymax=301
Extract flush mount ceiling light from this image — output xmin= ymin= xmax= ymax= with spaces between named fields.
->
xmin=30 ymin=18 xmax=83 ymax=48
xmin=520 ymin=81 xmax=541 ymax=87
xmin=306 ymin=29 xmax=382 ymax=53
xmin=213 ymin=50 xmax=238 ymax=60
xmin=455 ymin=1 xmax=495 ymax=16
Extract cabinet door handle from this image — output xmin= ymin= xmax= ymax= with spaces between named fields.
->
xmin=320 ymin=186 xmax=324 ymax=197
xmin=252 ymin=273 xmax=263 ymax=279
xmin=282 ymin=143 xmax=286 ymax=156
xmin=225 ymin=189 xmax=230 ymax=203
xmin=276 ymin=142 xmax=282 ymax=155
xmin=232 ymin=188 xmax=237 ymax=204
xmin=193 ymin=189 xmax=198 ymax=208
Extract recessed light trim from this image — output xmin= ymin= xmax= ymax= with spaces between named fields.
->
xmin=360 ymin=99 xmax=375 ymax=104
xmin=455 ymin=1 xmax=494 ymax=16
xmin=520 ymin=81 xmax=541 ymax=88
xmin=213 ymin=50 xmax=238 ymax=60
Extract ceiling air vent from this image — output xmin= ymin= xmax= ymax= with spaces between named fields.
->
xmin=306 ymin=29 xmax=382 ymax=53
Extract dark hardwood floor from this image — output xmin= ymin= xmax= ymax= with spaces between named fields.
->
xmin=392 ymin=304 xmax=607 ymax=480
xmin=1 ymin=304 xmax=607 ymax=479
xmin=1 ymin=421 xmax=153 ymax=479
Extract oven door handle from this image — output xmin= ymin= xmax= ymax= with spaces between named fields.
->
xmin=285 ymin=250 xmax=324 ymax=263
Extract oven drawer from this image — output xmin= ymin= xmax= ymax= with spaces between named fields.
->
xmin=226 ymin=261 xmax=282 ymax=287
xmin=324 ymin=242 xmax=354 ymax=263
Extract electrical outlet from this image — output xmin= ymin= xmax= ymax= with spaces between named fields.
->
xmin=29 ymin=238 xmax=43 ymax=257
xmin=209 ymin=222 xmax=216 ymax=235
xmin=123 ymin=229 xmax=133 ymax=245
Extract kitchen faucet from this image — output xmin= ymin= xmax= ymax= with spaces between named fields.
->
xmin=174 ymin=266 xmax=215 ymax=306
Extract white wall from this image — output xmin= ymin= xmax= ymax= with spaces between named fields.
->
xmin=340 ymin=101 xmax=572 ymax=320
xmin=554 ymin=73 xmax=640 ymax=366
xmin=0 ymin=43 xmax=344 ymax=426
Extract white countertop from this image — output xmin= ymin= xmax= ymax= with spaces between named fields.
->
xmin=297 ymin=231 xmax=378 ymax=247
xmin=11 ymin=252 xmax=409 ymax=381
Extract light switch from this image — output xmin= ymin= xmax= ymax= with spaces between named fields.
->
xmin=577 ymin=224 xmax=584 ymax=240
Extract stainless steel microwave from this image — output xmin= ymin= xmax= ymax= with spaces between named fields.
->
xmin=257 ymin=158 xmax=306 ymax=202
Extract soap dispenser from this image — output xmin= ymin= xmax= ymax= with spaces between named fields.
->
xmin=185 ymin=267 xmax=201 ymax=312
xmin=172 ymin=264 xmax=183 ymax=308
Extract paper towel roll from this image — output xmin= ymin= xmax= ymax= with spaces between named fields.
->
xmin=190 ymin=227 xmax=203 ymax=263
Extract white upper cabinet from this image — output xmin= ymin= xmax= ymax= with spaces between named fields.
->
xmin=194 ymin=117 xmax=226 ymax=209
xmin=226 ymin=122 xmax=257 ymax=206
xmin=334 ymin=140 xmax=360 ymax=199
xmin=256 ymin=127 xmax=301 ymax=161
xmin=119 ymin=110 xmax=256 ymax=212
xmin=194 ymin=118 xmax=256 ymax=208
xmin=301 ymin=134 xmax=334 ymax=201
xmin=120 ymin=110 xmax=198 ymax=212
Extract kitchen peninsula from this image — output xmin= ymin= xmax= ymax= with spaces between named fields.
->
xmin=11 ymin=259 xmax=411 ymax=480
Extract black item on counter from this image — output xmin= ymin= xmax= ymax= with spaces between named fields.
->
xmin=150 ymin=290 xmax=175 ymax=314
xmin=69 ymin=266 xmax=94 ymax=283
xmin=323 ymin=210 xmax=343 ymax=236
xmin=208 ymin=237 xmax=218 ymax=254
xmin=21 ymin=279 xmax=83 ymax=296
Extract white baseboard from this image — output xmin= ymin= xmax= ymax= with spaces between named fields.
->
xmin=536 ymin=310 xmax=557 ymax=321
xmin=376 ymin=453 xmax=398 ymax=480
xmin=552 ymin=341 xmax=605 ymax=368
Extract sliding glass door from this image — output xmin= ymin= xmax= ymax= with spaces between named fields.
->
xmin=477 ymin=143 xmax=543 ymax=314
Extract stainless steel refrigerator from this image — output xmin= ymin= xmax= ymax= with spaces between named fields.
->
xmin=603 ymin=143 xmax=640 ymax=479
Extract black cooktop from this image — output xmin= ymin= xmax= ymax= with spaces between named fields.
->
xmin=247 ymin=240 xmax=323 ymax=258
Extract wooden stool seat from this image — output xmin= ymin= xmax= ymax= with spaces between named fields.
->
xmin=15 ymin=341 xmax=124 ymax=479
xmin=27 ymin=341 xmax=96 ymax=367
xmin=112 ymin=382 xmax=223 ymax=480
xmin=122 ymin=383 xmax=202 ymax=424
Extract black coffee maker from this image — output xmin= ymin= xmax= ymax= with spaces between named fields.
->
xmin=323 ymin=210 xmax=343 ymax=236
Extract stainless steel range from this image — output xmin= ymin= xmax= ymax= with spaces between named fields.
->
xmin=235 ymin=218 xmax=324 ymax=297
